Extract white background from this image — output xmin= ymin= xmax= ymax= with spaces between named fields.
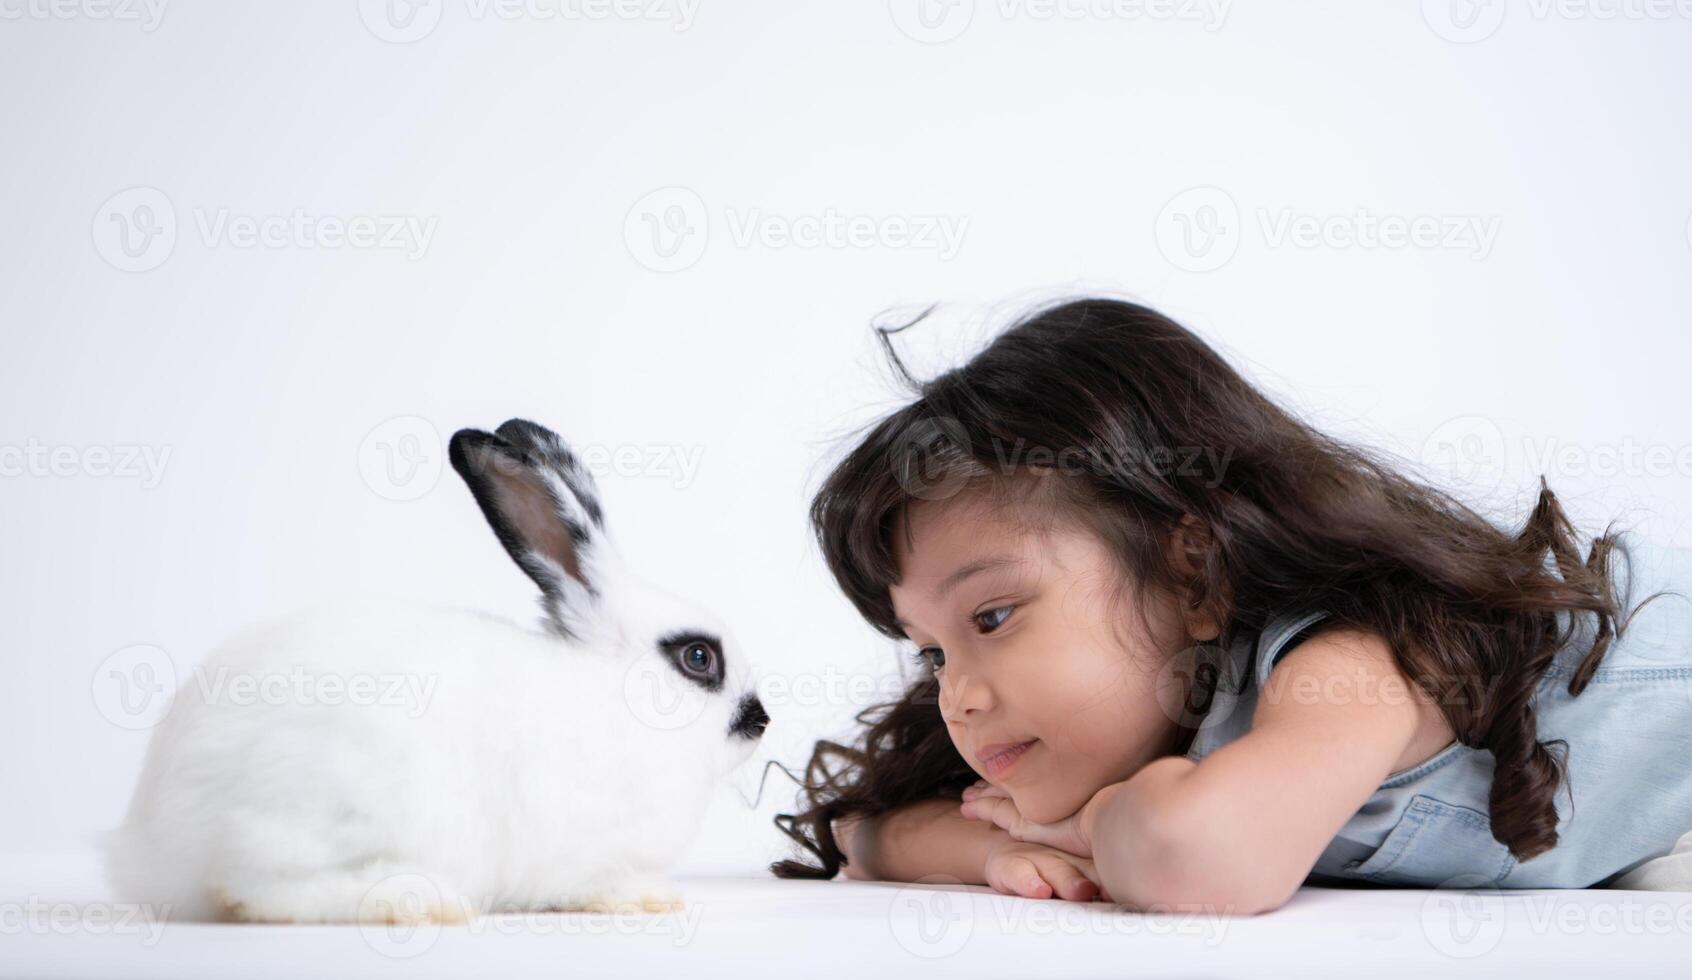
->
xmin=1 ymin=0 xmax=1689 ymax=880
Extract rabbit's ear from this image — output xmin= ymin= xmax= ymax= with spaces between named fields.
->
xmin=449 ymin=419 xmax=612 ymax=640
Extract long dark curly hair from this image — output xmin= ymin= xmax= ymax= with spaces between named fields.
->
xmin=770 ymin=296 xmax=1669 ymax=881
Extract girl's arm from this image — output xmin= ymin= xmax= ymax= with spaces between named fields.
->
xmin=837 ymin=799 xmax=995 ymax=883
xmin=838 ymin=799 xmax=1102 ymax=901
xmin=1087 ymin=627 xmax=1441 ymax=914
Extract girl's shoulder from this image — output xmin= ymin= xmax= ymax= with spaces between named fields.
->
xmin=1182 ymin=608 xmax=1342 ymax=764
xmin=1186 ymin=609 xmax=1450 ymax=774
xmin=1250 ymin=609 xmax=1336 ymax=691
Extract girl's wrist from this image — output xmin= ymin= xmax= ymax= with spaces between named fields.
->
xmin=1085 ymin=757 xmax=1199 ymax=868
xmin=1077 ymin=780 xmax=1129 ymax=854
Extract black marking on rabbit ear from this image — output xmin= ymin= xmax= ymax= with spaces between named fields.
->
xmin=449 ymin=424 xmax=602 ymax=640
xmin=493 ymin=418 xmax=604 ymax=530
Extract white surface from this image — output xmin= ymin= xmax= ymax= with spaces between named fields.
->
xmin=2 ymin=852 xmax=1690 ymax=979
xmin=1616 ymin=828 xmax=1692 ymax=892
xmin=3 ymin=0 xmax=1690 ymax=888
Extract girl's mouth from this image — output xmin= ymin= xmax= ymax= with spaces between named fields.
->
xmin=978 ymin=739 xmax=1038 ymax=779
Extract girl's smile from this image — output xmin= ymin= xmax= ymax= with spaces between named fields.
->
xmin=978 ymin=738 xmax=1039 ymax=779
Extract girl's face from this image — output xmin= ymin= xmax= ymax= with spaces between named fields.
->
xmin=889 ymin=487 xmax=1199 ymax=824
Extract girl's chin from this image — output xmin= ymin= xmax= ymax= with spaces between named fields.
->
xmin=1015 ymin=784 xmax=1098 ymax=824
xmin=1008 ymin=790 xmax=1069 ymax=825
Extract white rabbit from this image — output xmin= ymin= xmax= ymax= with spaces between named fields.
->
xmin=103 ymin=418 xmax=769 ymax=923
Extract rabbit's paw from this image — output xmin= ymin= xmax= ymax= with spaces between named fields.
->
xmin=357 ymin=871 xmax=475 ymax=925
xmin=564 ymin=875 xmax=686 ymax=914
xmin=215 ymin=869 xmax=474 ymax=924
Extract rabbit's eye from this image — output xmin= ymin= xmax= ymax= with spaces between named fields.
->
xmin=658 ymin=631 xmax=725 ymax=691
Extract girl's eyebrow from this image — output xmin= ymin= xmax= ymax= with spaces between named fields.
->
xmin=893 ymin=555 xmax=1026 ymax=632
xmin=932 ymin=555 xmax=1024 ymax=601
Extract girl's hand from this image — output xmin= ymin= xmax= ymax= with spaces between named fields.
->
xmin=961 ymin=779 xmax=1121 ymax=860
xmin=983 ymin=837 xmax=1110 ymax=902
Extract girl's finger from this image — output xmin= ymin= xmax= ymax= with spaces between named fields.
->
xmin=1008 ymin=859 xmax=1049 ymax=900
xmin=959 ymin=796 xmax=1020 ymax=832
xmin=1068 ymin=856 xmax=1114 ymax=903
xmin=1030 ymin=854 xmax=1101 ymax=903
xmin=1000 ymin=857 xmax=1053 ymax=900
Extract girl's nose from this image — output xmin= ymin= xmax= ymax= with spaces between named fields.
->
xmin=939 ymin=670 xmax=994 ymax=722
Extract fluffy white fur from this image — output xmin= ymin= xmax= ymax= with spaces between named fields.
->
xmin=103 ymin=420 xmax=761 ymax=923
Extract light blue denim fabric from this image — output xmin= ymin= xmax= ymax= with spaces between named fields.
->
xmin=1184 ymin=538 xmax=1692 ymax=888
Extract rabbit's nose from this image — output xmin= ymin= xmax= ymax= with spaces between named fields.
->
xmin=729 ymin=694 xmax=770 ymax=740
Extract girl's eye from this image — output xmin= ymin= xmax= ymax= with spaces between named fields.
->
xmin=912 ymin=646 xmax=946 ymax=672
xmin=974 ymin=605 xmax=1015 ymax=633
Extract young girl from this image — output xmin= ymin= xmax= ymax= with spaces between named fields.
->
xmin=770 ymin=297 xmax=1692 ymax=913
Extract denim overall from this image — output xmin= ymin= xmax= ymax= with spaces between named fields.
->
xmin=1184 ymin=539 xmax=1692 ymax=888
